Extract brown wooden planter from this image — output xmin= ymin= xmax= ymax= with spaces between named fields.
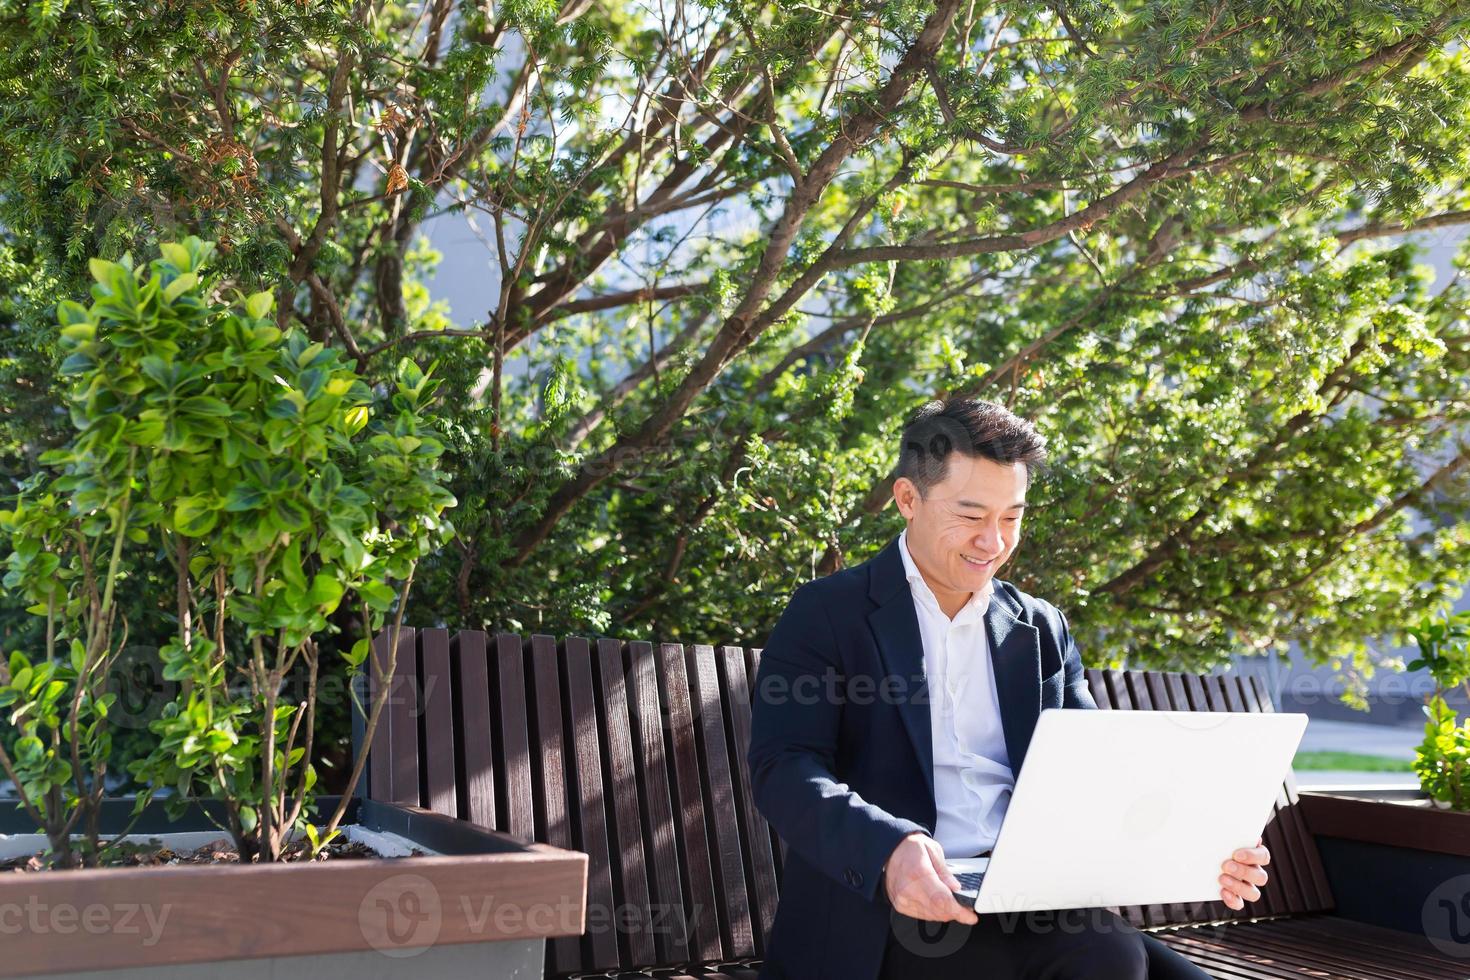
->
xmin=0 ymin=794 xmax=587 ymax=979
xmin=1299 ymin=787 xmax=1470 ymax=954
xmin=1299 ymin=787 xmax=1470 ymax=857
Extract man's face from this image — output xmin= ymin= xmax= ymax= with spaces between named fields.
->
xmin=893 ymin=453 xmax=1028 ymax=607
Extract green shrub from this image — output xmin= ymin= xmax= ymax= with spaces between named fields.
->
xmin=1405 ymin=610 xmax=1470 ymax=810
xmin=0 ymin=238 xmax=455 ymax=865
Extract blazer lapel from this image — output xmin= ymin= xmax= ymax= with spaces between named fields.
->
xmin=985 ymin=589 xmax=1043 ymax=773
xmin=866 ymin=537 xmax=936 ymax=801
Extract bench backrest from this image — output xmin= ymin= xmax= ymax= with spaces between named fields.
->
xmin=356 ymin=629 xmax=1332 ymax=976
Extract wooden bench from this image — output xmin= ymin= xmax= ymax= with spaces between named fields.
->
xmin=354 ymin=628 xmax=1463 ymax=978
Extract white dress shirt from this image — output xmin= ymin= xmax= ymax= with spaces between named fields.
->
xmin=898 ymin=528 xmax=1015 ymax=858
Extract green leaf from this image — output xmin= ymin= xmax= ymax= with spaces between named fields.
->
xmin=159 ymin=242 xmax=192 ymax=270
xmin=88 ymin=257 xmax=118 ymax=284
xmin=174 ymin=496 xmax=218 ymax=537
xmin=245 ymin=291 xmax=273 ymax=319
xmin=163 ymin=271 xmax=199 ymax=302
xmin=307 ymin=574 xmax=345 ymax=611
xmin=356 ymin=580 xmax=395 ymax=611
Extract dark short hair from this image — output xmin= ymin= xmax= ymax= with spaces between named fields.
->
xmin=896 ymin=396 xmax=1048 ymax=498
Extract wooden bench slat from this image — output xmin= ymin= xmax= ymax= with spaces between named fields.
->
xmin=419 ymin=628 xmax=458 ymax=819
xmin=688 ymin=644 xmax=757 ymax=960
xmin=595 ymin=638 xmax=659 ymax=968
xmin=1221 ymin=921 xmax=1442 ymax=980
xmin=451 ymin=630 xmax=496 ymax=828
xmin=1160 ymin=915 xmax=1465 ymax=979
xmin=366 ymin=631 xmax=393 ymax=803
xmin=745 ymin=647 xmax=787 ymax=872
xmin=656 ymin=642 xmax=725 ymax=963
xmin=1255 ymin=916 xmax=1464 ymax=974
xmin=528 ymin=634 xmax=581 ymax=974
xmin=370 ymin=626 xmax=420 ymax=806
xmin=717 ymin=644 xmax=781 ymax=956
xmin=493 ymin=632 xmax=536 ymax=840
xmin=625 ymin=639 xmax=693 ymax=965
xmin=563 ymin=637 xmax=622 ymax=971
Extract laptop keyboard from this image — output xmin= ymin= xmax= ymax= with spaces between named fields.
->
xmin=955 ymin=871 xmax=986 ymax=891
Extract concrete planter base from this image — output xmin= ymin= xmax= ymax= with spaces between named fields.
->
xmin=0 ymin=795 xmax=586 ymax=979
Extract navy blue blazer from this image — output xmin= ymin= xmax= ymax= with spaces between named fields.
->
xmin=747 ymin=534 xmax=1097 ymax=980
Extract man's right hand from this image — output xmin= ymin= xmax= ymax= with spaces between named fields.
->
xmin=881 ymin=832 xmax=979 ymax=924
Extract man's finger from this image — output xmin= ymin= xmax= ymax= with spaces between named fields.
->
xmin=926 ymin=846 xmax=963 ymax=891
xmin=1233 ymin=843 xmax=1270 ymax=866
xmin=1220 ymin=874 xmax=1261 ymax=903
xmin=1221 ymin=859 xmax=1268 ymax=886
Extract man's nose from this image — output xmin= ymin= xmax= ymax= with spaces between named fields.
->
xmin=973 ymin=527 xmax=1003 ymax=556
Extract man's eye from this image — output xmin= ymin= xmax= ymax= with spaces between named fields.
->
xmin=1005 ymin=517 xmax=1021 ymax=523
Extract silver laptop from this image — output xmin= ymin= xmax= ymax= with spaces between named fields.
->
xmin=948 ymin=706 xmax=1307 ymax=913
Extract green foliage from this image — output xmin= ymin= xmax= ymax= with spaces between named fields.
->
xmin=0 ymin=0 xmax=1468 ymax=725
xmin=1405 ymin=608 xmax=1470 ymax=810
xmin=0 ymin=237 xmax=455 ymax=862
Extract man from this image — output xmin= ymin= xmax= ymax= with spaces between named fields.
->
xmin=747 ymin=397 xmax=1270 ymax=980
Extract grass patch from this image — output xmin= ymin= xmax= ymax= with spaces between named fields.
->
xmin=1293 ymin=750 xmax=1413 ymax=772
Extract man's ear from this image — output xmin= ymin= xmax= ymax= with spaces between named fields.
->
xmin=893 ymin=476 xmax=917 ymax=518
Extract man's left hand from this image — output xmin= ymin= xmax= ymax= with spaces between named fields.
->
xmin=1219 ymin=836 xmax=1269 ymax=910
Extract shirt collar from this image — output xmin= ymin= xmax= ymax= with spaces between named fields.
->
xmin=897 ymin=528 xmax=993 ymax=624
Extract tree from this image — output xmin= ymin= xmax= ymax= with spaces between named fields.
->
xmin=2 ymin=1 xmax=1469 ymax=705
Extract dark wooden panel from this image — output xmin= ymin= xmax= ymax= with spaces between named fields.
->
xmin=717 ymin=645 xmax=780 ymax=955
xmin=625 ymin=639 xmax=692 ymax=965
xmin=1084 ymin=667 xmax=1112 ymax=707
xmin=688 ymin=643 xmax=756 ymax=960
xmin=595 ymin=637 xmax=658 ymax=969
xmin=745 ymin=646 xmax=786 ymax=871
xmin=562 ymin=636 xmax=621 ymax=971
xmin=656 ymin=642 xmax=723 ymax=963
xmin=386 ymin=627 xmax=419 ymax=806
xmin=367 ymin=631 xmax=393 ymax=803
xmin=418 ymin=628 xmax=457 ymax=819
xmin=528 ymin=634 xmax=581 ymax=974
xmin=451 ymin=630 xmax=496 ymax=828
xmin=493 ymin=632 xmax=535 ymax=841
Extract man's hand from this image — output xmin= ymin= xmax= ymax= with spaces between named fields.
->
xmin=1219 ymin=837 xmax=1270 ymax=910
xmin=882 ymin=832 xmax=979 ymax=925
